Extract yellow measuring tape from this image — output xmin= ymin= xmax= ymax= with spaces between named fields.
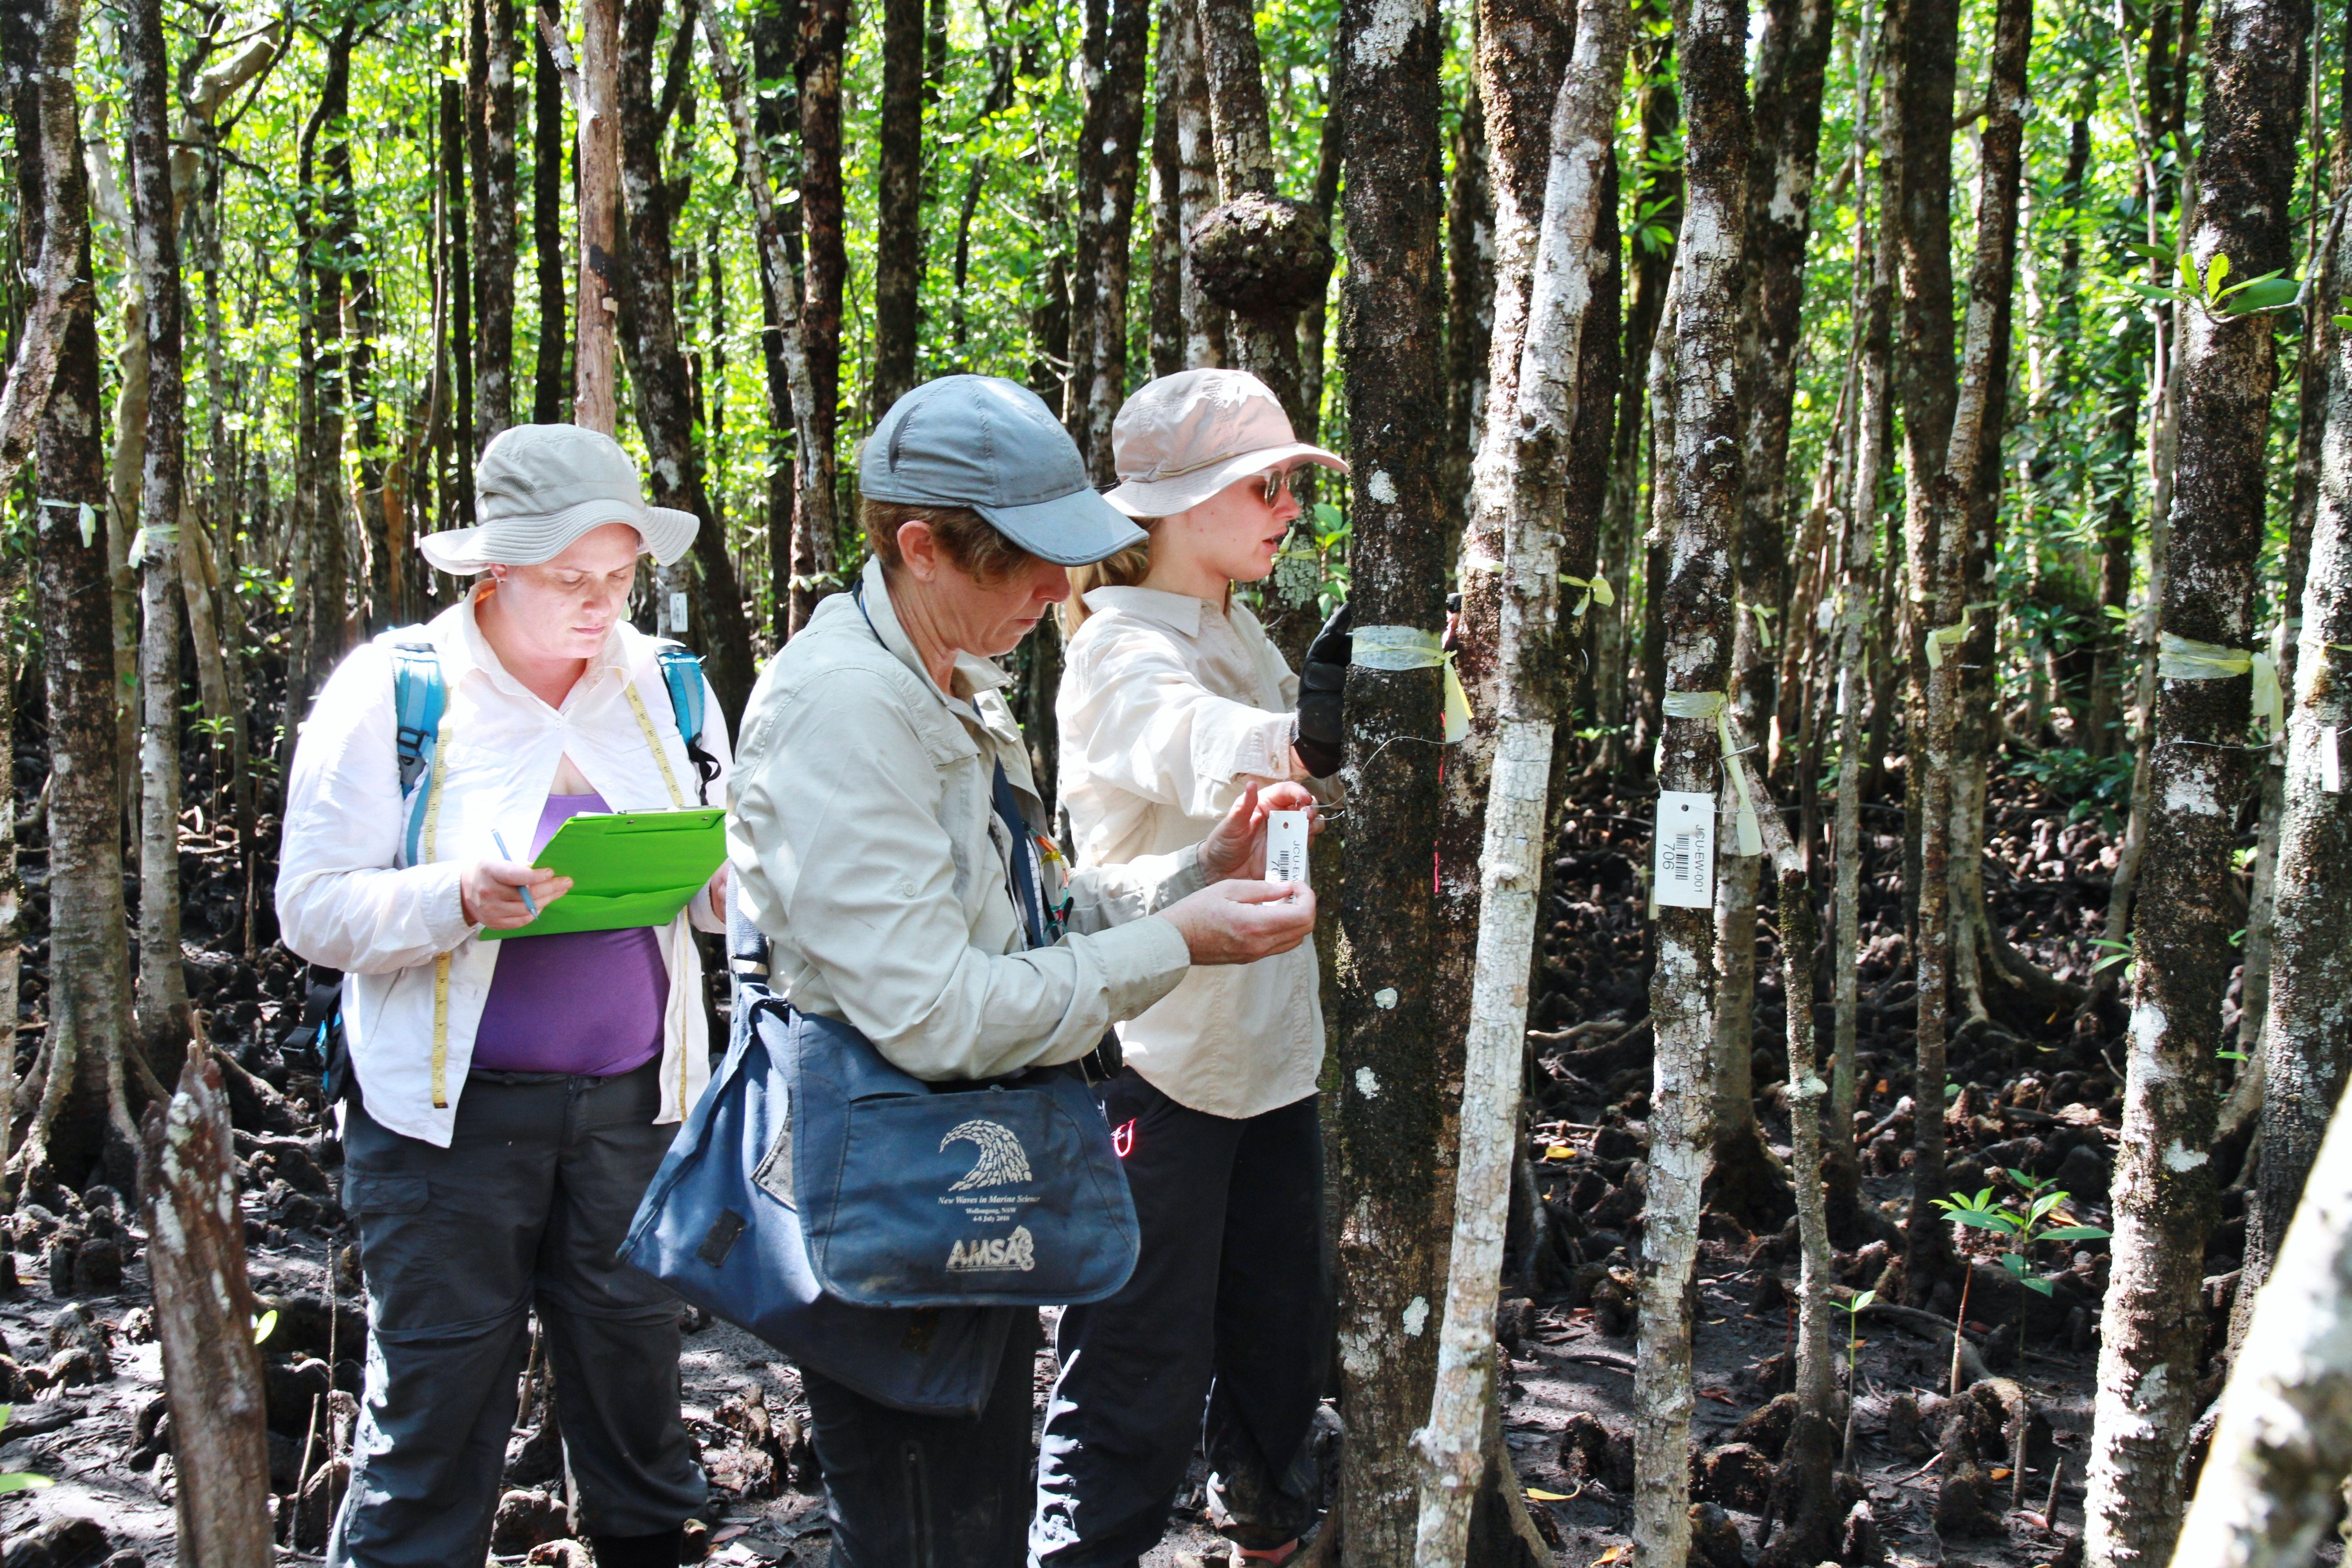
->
xmin=423 ymin=673 xmax=698 ymax=1114
xmin=422 ymin=719 xmax=456 ymax=1108
xmin=622 ymin=679 xmax=694 ymax=1114
xmin=1661 ymin=689 xmax=1764 ymax=857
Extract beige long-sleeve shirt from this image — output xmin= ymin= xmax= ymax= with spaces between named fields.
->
xmin=1056 ymin=586 xmax=1328 ymax=1121
xmin=729 ymin=557 xmax=1203 ymax=1082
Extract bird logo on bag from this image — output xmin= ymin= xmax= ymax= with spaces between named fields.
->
xmin=941 ymin=1119 xmax=1032 ymax=1191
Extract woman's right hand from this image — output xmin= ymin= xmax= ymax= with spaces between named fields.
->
xmin=460 ymin=858 xmax=572 ymax=929
xmin=1160 ymin=881 xmax=1317 ymax=965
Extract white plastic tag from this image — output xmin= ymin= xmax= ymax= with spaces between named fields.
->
xmin=669 ymin=591 xmax=690 ymax=631
xmin=2325 ymin=725 xmax=2342 ymax=794
xmin=1653 ymin=791 xmax=1716 ymax=909
xmin=1267 ymin=810 xmax=1309 ymax=898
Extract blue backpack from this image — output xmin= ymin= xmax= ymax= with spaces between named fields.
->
xmin=389 ymin=637 xmax=719 ymax=864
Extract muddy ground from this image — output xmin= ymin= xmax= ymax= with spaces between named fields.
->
xmin=0 ymin=764 xmax=2223 ymax=1567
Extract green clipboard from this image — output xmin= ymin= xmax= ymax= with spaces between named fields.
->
xmin=482 ymin=808 xmax=728 ymax=940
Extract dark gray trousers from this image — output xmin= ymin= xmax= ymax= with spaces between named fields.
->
xmin=328 ymin=1058 xmax=706 ymax=1568
xmin=1029 ymin=1075 xmax=1329 ymax=1567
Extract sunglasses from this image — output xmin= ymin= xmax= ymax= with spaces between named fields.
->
xmin=1258 ymin=469 xmax=1298 ymax=505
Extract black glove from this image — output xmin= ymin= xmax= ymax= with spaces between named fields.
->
xmin=1294 ymin=601 xmax=1351 ymax=778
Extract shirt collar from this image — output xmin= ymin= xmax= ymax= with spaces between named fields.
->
xmin=859 ymin=555 xmax=1015 ymax=708
xmin=1080 ymin=584 xmax=1209 ymax=636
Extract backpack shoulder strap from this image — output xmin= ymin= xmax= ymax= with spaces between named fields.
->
xmin=388 ymin=641 xmax=446 ymax=796
xmin=388 ymin=640 xmax=449 ymax=871
xmin=655 ymin=643 xmax=706 ymax=746
xmin=654 ymin=641 xmax=722 ymax=804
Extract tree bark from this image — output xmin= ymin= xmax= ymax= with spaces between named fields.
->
xmin=1164 ymin=0 xmax=1225 ymax=372
xmin=532 ymin=20 xmax=568 ymax=424
xmin=443 ymin=71 xmax=477 ymax=507
xmin=2236 ymin=0 xmax=2352 ymax=1330
xmin=574 ymin=0 xmax=621 ymax=433
xmin=1831 ymin=165 xmax=1891 ymax=1233
xmin=1327 ymin=0 xmax=1449 ymax=1552
xmin=141 ymin=1044 xmax=273 ymax=1565
xmin=1443 ymin=39 xmax=1492 ymax=544
xmin=1435 ymin=0 xmax=1574 ymax=1074
xmin=616 ymin=0 xmax=755 ymax=721
xmin=1073 ymin=0 xmax=1150 ymax=479
xmin=5 ymin=0 xmax=137 ymax=1191
xmin=794 ymin=0 xmax=847 ymax=627
xmin=1886 ymin=0 xmax=1961 ymax=1300
xmin=701 ymin=0 xmax=838 ymax=666
xmin=0 ymin=0 xmax=85 ymax=499
xmin=1709 ymin=0 xmax=1832 ymax=1200
xmin=127 ymin=0 xmax=190 ymax=1070
xmin=2084 ymin=0 xmax=2311 ymax=1559
xmin=1637 ymin=0 xmax=1748 ymax=1559
xmin=1414 ymin=0 xmax=1627 ymax=1555
xmin=870 ymin=0 xmax=925 ymax=420
xmin=474 ymin=0 xmax=519 ymax=442
xmin=2171 ymin=1073 xmax=2352 ymax=1568
xmin=1617 ymin=0 xmax=1679 ymax=764
xmin=1196 ymin=0 xmax=1310 ymax=427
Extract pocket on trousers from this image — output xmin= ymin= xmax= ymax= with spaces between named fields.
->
xmin=340 ymin=1172 xmax=430 ymax=1215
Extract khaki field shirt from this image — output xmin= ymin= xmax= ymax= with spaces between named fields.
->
xmin=729 ymin=557 xmax=1202 ymax=1081
xmin=1057 ymin=586 xmax=1327 ymax=1121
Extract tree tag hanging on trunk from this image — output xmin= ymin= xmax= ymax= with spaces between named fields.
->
xmin=1652 ymin=790 xmax=1716 ymax=909
xmin=2325 ymin=725 xmax=2342 ymax=794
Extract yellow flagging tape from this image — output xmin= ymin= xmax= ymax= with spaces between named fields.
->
xmin=1661 ymin=689 xmax=1764 ymax=857
xmin=2157 ymin=632 xmax=2283 ymax=738
xmin=1923 ymin=602 xmax=1996 ymax=671
xmin=1561 ymin=565 xmax=1615 ymax=619
xmin=1352 ymin=624 xmax=1471 ymax=743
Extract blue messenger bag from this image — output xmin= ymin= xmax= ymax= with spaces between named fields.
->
xmin=619 ymin=764 xmax=1138 ymax=1410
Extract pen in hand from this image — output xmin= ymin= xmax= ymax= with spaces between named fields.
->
xmin=491 ymin=830 xmax=539 ymax=915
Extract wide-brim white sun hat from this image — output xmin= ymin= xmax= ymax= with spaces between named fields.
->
xmin=1102 ymin=368 xmax=1348 ymax=519
xmin=416 ymin=423 xmax=700 ymax=574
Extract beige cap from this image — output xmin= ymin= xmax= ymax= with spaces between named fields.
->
xmin=1102 ymin=368 xmax=1348 ymax=519
xmin=417 ymin=424 xmax=700 ymax=574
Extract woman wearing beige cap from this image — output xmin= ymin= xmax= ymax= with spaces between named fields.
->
xmin=1031 ymin=368 xmax=1352 ymax=1567
xmin=277 ymin=423 xmax=730 ymax=1568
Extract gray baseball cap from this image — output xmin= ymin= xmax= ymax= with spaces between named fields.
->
xmin=861 ymin=375 xmax=1146 ymax=567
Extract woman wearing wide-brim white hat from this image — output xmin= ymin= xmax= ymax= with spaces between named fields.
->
xmin=279 ymin=421 xmax=729 ymax=1568
xmin=1036 ymin=368 xmax=1352 ymax=1567
xmin=416 ymin=421 xmax=701 ymax=573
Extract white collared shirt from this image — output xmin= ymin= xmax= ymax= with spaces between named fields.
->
xmin=728 ymin=557 xmax=1201 ymax=1082
xmin=1057 ymin=585 xmax=1328 ymax=1121
xmin=275 ymin=590 xmax=733 ymax=1147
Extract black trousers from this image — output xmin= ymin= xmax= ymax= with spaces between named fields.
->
xmin=1029 ymin=1074 xmax=1330 ymax=1567
xmin=328 ymin=1060 xmax=706 ymax=1568
xmin=801 ymin=1307 xmax=1044 ymax=1568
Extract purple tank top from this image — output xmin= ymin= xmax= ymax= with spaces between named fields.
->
xmin=471 ymin=791 xmax=668 ymax=1077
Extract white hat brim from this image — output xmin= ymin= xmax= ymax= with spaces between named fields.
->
xmin=416 ymin=499 xmax=701 ymax=573
xmin=1102 ymin=443 xmax=1350 ymax=519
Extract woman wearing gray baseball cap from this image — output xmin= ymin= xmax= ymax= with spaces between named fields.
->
xmin=278 ymin=423 xmax=730 ymax=1568
xmin=728 ymin=374 xmax=1320 ymax=1567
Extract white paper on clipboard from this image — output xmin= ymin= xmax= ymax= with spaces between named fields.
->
xmin=1653 ymin=790 xmax=1717 ymax=909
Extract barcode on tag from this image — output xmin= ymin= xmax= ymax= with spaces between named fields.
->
xmin=1653 ymin=790 xmax=1716 ymax=908
xmin=1266 ymin=810 xmax=1309 ymax=899
xmin=2326 ymin=725 xmax=2342 ymax=794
